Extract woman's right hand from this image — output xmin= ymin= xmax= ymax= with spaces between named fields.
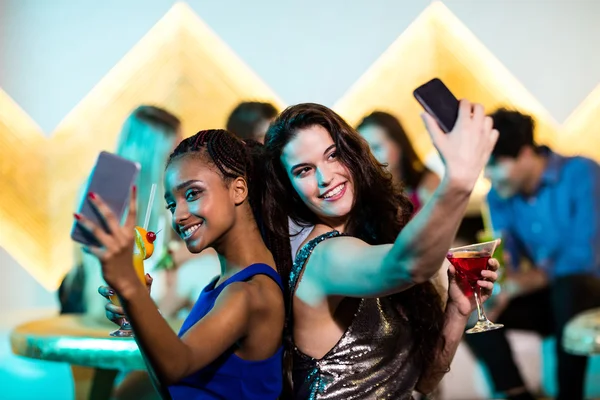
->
xmin=98 ymin=274 xmax=153 ymax=326
xmin=422 ymin=100 xmax=499 ymax=192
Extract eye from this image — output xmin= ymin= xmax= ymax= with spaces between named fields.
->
xmin=165 ymin=202 xmax=175 ymax=214
xmin=185 ymin=188 xmax=202 ymax=201
xmin=327 ymin=150 xmax=338 ymax=160
xmin=294 ymin=166 xmax=312 ymax=177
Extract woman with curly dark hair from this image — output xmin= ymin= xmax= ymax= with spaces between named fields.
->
xmin=263 ymin=101 xmax=500 ymax=399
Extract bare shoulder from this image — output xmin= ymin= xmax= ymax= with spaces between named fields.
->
xmin=214 ymin=281 xmax=253 ymax=310
xmin=211 ymin=276 xmax=283 ymax=326
xmin=303 ymin=228 xmax=370 ymax=273
xmin=297 ymin=224 xmax=331 ymax=250
xmin=243 ymin=270 xmax=285 ymax=313
xmin=299 ymin=224 xmax=363 ymax=251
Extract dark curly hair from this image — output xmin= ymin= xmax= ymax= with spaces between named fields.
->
xmin=263 ymin=103 xmax=445 ymax=384
xmin=167 ymin=129 xmax=292 ymax=280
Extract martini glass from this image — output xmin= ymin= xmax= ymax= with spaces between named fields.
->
xmin=447 ymin=239 xmax=503 ymax=334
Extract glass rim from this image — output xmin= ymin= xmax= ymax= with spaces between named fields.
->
xmin=447 ymin=238 xmax=500 ymax=253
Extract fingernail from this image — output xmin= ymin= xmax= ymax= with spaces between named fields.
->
xmin=146 ymin=273 xmax=151 ymax=279
xmin=132 ymin=185 xmax=137 ymax=194
xmin=88 ymin=192 xmax=97 ymax=200
xmin=74 ymin=213 xmax=81 ymax=220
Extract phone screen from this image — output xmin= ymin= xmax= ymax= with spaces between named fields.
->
xmin=413 ymin=78 xmax=460 ymax=133
xmin=71 ymin=151 xmax=140 ymax=246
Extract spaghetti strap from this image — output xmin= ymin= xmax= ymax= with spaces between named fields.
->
xmin=289 ymin=230 xmax=343 ymax=295
xmin=285 ymin=230 xmax=344 ymax=353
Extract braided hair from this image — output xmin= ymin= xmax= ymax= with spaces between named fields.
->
xmin=167 ymin=129 xmax=292 ymax=291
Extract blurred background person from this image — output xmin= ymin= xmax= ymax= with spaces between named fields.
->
xmin=60 ymin=105 xmax=182 ymax=318
xmin=466 ymin=108 xmax=600 ymax=400
xmin=226 ymin=101 xmax=278 ymax=143
xmin=356 ymin=111 xmax=441 ymax=214
xmin=225 ymin=100 xmax=311 ymax=256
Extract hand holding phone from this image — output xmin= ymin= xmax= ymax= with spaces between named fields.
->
xmin=413 ymin=78 xmax=460 ymax=133
xmin=413 ymin=78 xmax=499 ymax=191
xmin=71 ymin=151 xmax=140 ymax=246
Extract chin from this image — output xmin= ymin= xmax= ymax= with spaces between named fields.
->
xmin=316 ymin=202 xmax=353 ymax=221
xmin=332 ymin=204 xmax=353 ymax=218
xmin=313 ymin=195 xmax=354 ymax=221
xmin=185 ymin=237 xmax=208 ymax=254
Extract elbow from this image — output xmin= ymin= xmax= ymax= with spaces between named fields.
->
xmin=162 ymin=374 xmax=182 ymax=386
xmin=161 ymin=375 xmax=177 ymax=386
xmin=411 ymin=269 xmax=432 ymax=284
xmin=159 ymin=366 xmax=190 ymax=386
xmin=155 ymin=365 xmax=184 ymax=386
xmin=381 ymin=256 xmax=434 ymax=287
xmin=408 ymin=265 xmax=438 ymax=284
xmin=154 ymin=354 xmax=195 ymax=386
xmin=383 ymin=250 xmax=443 ymax=285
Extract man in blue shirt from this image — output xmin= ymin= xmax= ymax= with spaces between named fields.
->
xmin=465 ymin=108 xmax=600 ymax=400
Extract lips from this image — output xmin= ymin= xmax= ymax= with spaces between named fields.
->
xmin=319 ymin=182 xmax=346 ymax=200
xmin=180 ymin=221 xmax=203 ymax=240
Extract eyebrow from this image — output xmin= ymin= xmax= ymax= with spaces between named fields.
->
xmin=164 ymin=180 xmax=204 ymax=199
xmin=289 ymin=144 xmax=336 ymax=173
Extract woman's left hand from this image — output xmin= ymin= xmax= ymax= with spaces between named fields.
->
xmin=447 ymin=257 xmax=499 ymax=317
xmin=74 ymin=187 xmax=141 ymax=293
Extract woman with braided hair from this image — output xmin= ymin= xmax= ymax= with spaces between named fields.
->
xmin=77 ymin=129 xmax=291 ymax=399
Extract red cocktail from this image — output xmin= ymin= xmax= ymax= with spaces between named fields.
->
xmin=447 ymin=251 xmax=490 ymax=297
xmin=447 ymin=240 xmax=503 ymax=334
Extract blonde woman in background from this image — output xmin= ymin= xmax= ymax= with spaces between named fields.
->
xmin=62 ymin=105 xmax=177 ymax=317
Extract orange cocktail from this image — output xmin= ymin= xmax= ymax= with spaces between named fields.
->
xmin=109 ymin=226 xmax=156 ymax=336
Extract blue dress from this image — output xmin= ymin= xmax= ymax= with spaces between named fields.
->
xmin=168 ymin=263 xmax=284 ymax=400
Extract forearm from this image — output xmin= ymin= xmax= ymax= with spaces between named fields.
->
xmin=119 ymin=282 xmax=193 ymax=384
xmin=386 ymin=176 xmax=472 ymax=283
xmin=415 ymin=303 xmax=468 ymax=394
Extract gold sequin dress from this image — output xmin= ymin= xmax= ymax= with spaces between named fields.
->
xmin=287 ymin=231 xmax=422 ymax=400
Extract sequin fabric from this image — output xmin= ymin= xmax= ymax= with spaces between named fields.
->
xmin=287 ymin=231 xmax=422 ymax=400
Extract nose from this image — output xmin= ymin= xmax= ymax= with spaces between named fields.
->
xmin=316 ymin=166 xmax=333 ymax=188
xmin=173 ymin=201 xmax=191 ymax=227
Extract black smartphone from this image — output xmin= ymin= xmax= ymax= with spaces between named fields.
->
xmin=413 ymin=78 xmax=460 ymax=133
xmin=71 ymin=151 xmax=140 ymax=246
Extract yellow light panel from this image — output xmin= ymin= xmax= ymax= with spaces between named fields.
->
xmin=2 ymin=1 xmax=599 ymax=289
xmin=0 ymin=2 xmax=283 ymax=290
xmin=561 ymin=84 xmax=600 ymax=160
xmin=333 ymin=1 xmax=568 ymax=214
